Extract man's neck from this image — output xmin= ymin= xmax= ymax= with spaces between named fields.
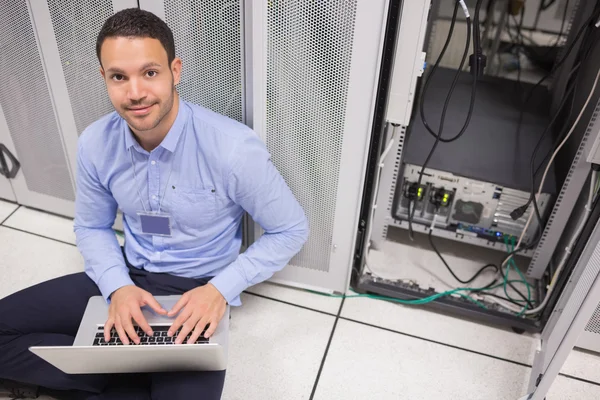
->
xmin=132 ymin=93 xmax=179 ymax=152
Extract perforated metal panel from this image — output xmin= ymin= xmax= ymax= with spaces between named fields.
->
xmin=266 ymin=1 xmax=358 ymax=272
xmin=0 ymin=0 xmax=74 ymax=201
xmin=163 ymin=0 xmax=242 ymax=122
xmin=47 ymin=0 xmax=115 ymax=135
xmin=584 ymin=304 xmax=600 ymax=336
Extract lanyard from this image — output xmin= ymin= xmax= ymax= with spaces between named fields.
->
xmin=129 ymin=148 xmax=173 ymax=213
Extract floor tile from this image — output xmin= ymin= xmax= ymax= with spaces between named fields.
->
xmin=0 ymin=200 xmax=18 ymax=223
xmin=547 ymin=375 xmax=600 ymax=399
xmin=0 ymin=227 xmax=84 ymax=299
xmin=560 ymin=349 xmax=600 ymax=385
xmin=341 ymin=293 xmax=538 ymax=366
xmin=3 ymin=206 xmax=76 ymax=244
xmin=245 ymin=281 xmax=342 ymax=315
xmin=2 ymin=206 xmax=124 ymax=247
xmin=313 ymin=319 xmax=531 ymax=400
xmin=222 ymin=293 xmax=335 ymax=400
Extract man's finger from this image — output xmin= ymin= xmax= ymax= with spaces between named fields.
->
xmin=121 ymin=310 xmax=140 ymax=344
xmin=176 ymin=313 xmax=200 ymax=344
xmin=104 ymin=318 xmax=115 ymax=343
xmin=188 ymin=315 xmax=210 ymax=344
xmin=142 ymin=293 xmax=167 ymax=315
xmin=130 ymin=306 xmax=153 ymax=336
xmin=114 ymin=315 xmax=130 ymax=345
xmin=203 ymin=318 xmax=219 ymax=339
xmin=168 ymin=307 xmax=192 ymax=337
xmin=167 ymin=294 xmax=188 ymax=317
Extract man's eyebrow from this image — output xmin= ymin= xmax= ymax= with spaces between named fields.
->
xmin=140 ymin=62 xmax=162 ymax=70
xmin=105 ymin=67 xmax=125 ymax=74
xmin=104 ymin=63 xmax=162 ymax=75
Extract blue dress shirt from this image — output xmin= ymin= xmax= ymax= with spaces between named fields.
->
xmin=73 ymin=98 xmax=309 ymax=306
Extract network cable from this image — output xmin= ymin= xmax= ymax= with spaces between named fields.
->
xmin=514 ymin=66 xmax=600 ymax=260
xmin=511 ymin=7 xmax=600 ymax=223
xmin=427 ymin=217 xmax=498 ymax=286
xmin=496 ymin=167 xmax=598 ymax=316
xmin=418 ymin=1 xmax=476 ymax=143
xmin=408 ymin=0 xmax=484 ymax=241
xmin=496 ymin=65 xmax=600 ymax=315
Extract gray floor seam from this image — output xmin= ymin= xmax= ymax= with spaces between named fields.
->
xmin=309 ymin=297 xmax=345 ymax=400
xmin=1 ymin=224 xmax=75 ymax=247
xmin=0 ymin=204 xmax=20 ymax=226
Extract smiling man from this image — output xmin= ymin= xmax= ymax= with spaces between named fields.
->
xmin=0 ymin=8 xmax=308 ymax=400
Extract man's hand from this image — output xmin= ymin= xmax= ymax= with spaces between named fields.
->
xmin=167 ymin=283 xmax=226 ymax=344
xmin=105 ymin=285 xmax=167 ymax=345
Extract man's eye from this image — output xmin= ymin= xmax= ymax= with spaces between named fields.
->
xmin=147 ymin=71 xmax=157 ymax=78
xmin=111 ymin=74 xmax=124 ymax=81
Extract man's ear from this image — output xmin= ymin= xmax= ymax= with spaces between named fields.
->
xmin=171 ymin=57 xmax=182 ymax=86
xmin=100 ymin=66 xmax=105 ymax=79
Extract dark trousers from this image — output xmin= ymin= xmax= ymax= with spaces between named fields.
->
xmin=0 ymin=265 xmax=226 ymax=400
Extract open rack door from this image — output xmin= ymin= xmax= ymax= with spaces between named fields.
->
xmin=140 ymin=0 xmax=390 ymax=294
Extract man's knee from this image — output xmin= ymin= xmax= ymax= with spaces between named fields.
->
xmin=151 ymin=370 xmax=226 ymax=400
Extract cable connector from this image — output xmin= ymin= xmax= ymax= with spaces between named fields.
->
xmin=458 ymin=0 xmax=470 ymax=18
xmin=510 ymin=204 xmax=529 ymax=220
xmin=469 ymin=52 xmax=487 ymax=77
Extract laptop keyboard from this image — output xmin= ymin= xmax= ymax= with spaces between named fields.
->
xmin=93 ymin=325 xmax=209 ymax=346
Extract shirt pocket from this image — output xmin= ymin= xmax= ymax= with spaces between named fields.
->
xmin=170 ymin=186 xmax=217 ymax=229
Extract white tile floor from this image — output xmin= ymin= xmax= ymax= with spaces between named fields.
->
xmin=1 ymin=200 xmax=600 ymax=399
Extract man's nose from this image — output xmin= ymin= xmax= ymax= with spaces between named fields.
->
xmin=127 ymin=78 xmax=146 ymax=102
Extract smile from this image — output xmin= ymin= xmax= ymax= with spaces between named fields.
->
xmin=128 ymin=104 xmax=154 ymax=115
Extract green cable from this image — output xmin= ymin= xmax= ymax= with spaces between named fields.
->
xmin=511 ymin=236 xmax=531 ymax=316
xmin=503 ymin=236 xmax=514 ymax=302
xmin=501 ymin=236 xmax=531 ymax=316
xmin=308 ymin=280 xmax=535 ymax=310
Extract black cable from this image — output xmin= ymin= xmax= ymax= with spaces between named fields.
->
xmin=409 ymin=0 xmax=482 ymax=240
xmin=526 ymin=80 xmax=578 ymax=237
xmin=407 ymin=199 xmax=415 ymax=240
xmin=489 ymin=241 xmax=538 ymax=309
xmin=427 ymin=230 xmax=499 ymax=285
xmin=511 ymin=10 xmax=600 ymax=222
xmin=516 ymin=9 xmax=600 ymax=134
xmin=419 ymin=1 xmax=476 ymax=143
xmin=498 ymin=262 xmax=536 ymax=309
xmin=541 ymin=0 xmax=557 ymax=11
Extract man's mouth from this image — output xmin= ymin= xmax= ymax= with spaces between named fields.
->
xmin=127 ymin=104 xmax=154 ymax=115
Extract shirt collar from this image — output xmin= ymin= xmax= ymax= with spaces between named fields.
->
xmin=124 ymin=97 xmax=188 ymax=153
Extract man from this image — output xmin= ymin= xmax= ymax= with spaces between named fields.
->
xmin=0 ymin=8 xmax=308 ymax=400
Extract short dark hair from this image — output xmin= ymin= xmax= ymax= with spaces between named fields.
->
xmin=96 ymin=8 xmax=175 ymax=65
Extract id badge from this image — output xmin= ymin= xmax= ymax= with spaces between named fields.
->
xmin=138 ymin=212 xmax=172 ymax=237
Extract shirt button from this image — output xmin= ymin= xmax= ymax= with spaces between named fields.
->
xmin=152 ymin=195 xmax=157 ymax=200
xmin=151 ymin=161 xmax=156 ymax=165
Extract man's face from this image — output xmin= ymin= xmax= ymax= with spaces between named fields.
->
xmin=99 ymin=37 xmax=181 ymax=133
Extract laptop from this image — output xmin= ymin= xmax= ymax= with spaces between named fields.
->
xmin=29 ymin=295 xmax=229 ymax=374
